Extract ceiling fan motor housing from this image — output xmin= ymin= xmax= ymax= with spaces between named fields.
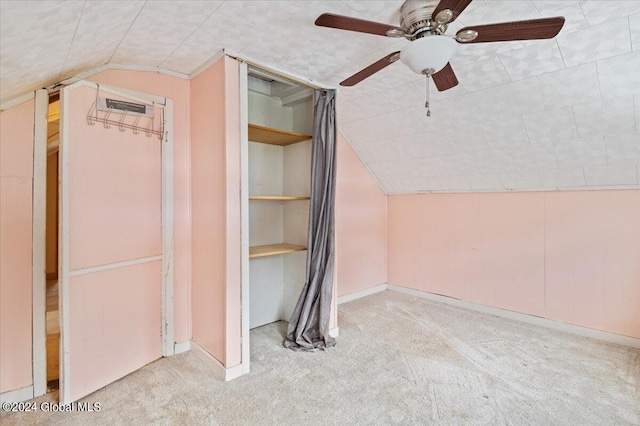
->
xmin=400 ymin=0 xmax=446 ymax=39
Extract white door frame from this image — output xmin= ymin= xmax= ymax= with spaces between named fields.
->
xmin=32 ymin=80 xmax=174 ymax=402
xmin=239 ymin=61 xmax=250 ymax=375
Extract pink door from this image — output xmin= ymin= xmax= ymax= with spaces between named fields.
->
xmin=59 ymin=82 xmax=165 ymax=403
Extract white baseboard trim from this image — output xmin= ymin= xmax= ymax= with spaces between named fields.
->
xmin=190 ymin=341 xmax=246 ymax=381
xmin=388 ymin=284 xmax=640 ymax=349
xmin=0 ymin=385 xmax=33 ymax=403
xmin=174 ymin=340 xmax=191 ymax=355
xmin=338 ymin=283 xmax=388 ymax=305
xmin=329 ymin=327 xmax=339 ymax=338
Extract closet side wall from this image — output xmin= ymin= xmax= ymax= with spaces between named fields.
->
xmin=0 ymin=98 xmax=35 ymax=393
xmin=189 ymin=56 xmax=242 ymax=367
xmin=190 ymin=58 xmax=227 ymax=363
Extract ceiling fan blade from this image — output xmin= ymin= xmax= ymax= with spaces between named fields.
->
xmin=315 ymin=13 xmax=406 ymax=37
xmin=432 ymin=0 xmax=473 ymax=24
xmin=340 ymin=52 xmax=401 ymax=87
xmin=456 ymin=17 xmax=565 ymax=43
xmin=432 ymin=63 xmax=458 ymax=92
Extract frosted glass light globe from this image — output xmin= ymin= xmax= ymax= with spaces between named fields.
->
xmin=400 ymin=36 xmax=458 ymax=74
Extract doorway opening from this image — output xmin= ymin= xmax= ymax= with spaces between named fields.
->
xmin=45 ymin=93 xmax=60 ymax=392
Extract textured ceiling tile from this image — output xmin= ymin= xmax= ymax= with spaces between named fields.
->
xmin=371 ymin=157 xmax=447 ymax=179
xmin=341 ymin=1 xmax=401 ymax=20
xmin=161 ymin=10 xmax=263 ymax=73
xmin=481 ymin=116 xmax=531 ymax=148
xmin=466 ymin=173 xmax=505 ymax=190
xmin=339 ymin=115 xmax=389 ymax=144
xmin=452 ymin=41 xmax=525 ymax=68
xmin=554 ymin=136 xmax=607 ymax=167
xmin=382 ymin=81 xmax=426 ymax=109
xmin=390 ymin=105 xmax=444 ymax=135
xmin=61 ymin=0 xmax=145 ymax=78
xmin=533 ymin=1 xmax=579 ymax=15
xmin=368 ymin=161 xmax=401 ymax=180
xmin=500 ymin=171 xmax=542 ymax=190
xmin=460 ymin=1 xmax=541 ymax=26
xmin=365 ymin=135 xmax=422 ymax=162
xmin=381 ymin=178 xmax=416 ymax=193
xmin=549 ymin=3 xmax=588 ymax=36
xmin=522 ymin=107 xmax=578 ymax=144
xmin=348 ymin=90 xmax=396 ymax=118
xmin=556 ymin=17 xmax=632 ymax=68
xmin=411 ymin=176 xmax=442 ymax=192
xmin=0 ymin=0 xmax=84 ymax=100
xmin=539 ymin=167 xmax=586 ymax=188
xmin=414 ymin=131 xmax=454 ymax=156
xmin=336 ymin=96 xmax=365 ymax=123
xmin=503 ymin=141 xmax=558 ymax=171
xmin=583 ymin=164 xmax=639 ymax=186
xmin=112 ymin=1 xmax=222 ymax=67
xmin=446 ymin=125 xmax=490 ymax=153
xmin=631 ymin=13 xmax=640 ymax=51
xmin=217 ymin=1 xmax=302 ymax=30
xmin=499 ymin=40 xmax=565 ymax=81
xmin=536 ymin=63 xmax=600 ymax=110
xmin=596 ymin=51 xmax=640 ymax=100
xmin=446 ymin=90 xmax=498 ymax=126
xmin=605 ymin=132 xmax=640 ymax=164
xmin=573 ymin=97 xmax=636 ymax=137
xmin=579 ymin=1 xmax=640 ymax=26
xmin=488 ymin=78 xmax=545 ymax=118
xmin=456 ymin=57 xmax=511 ymax=92
xmin=438 ymin=176 xmax=471 ymax=191
xmin=440 ymin=153 xmax=480 ymax=176
xmin=473 ymin=149 xmax=517 ymax=173
xmin=406 ymin=157 xmax=449 ymax=178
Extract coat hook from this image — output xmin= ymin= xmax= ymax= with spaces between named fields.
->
xmin=118 ymin=110 xmax=128 ymax=132
xmin=103 ymin=109 xmax=112 ymax=129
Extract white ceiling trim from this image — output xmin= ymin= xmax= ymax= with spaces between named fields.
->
xmin=0 ymin=90 xmax=35 ymax=111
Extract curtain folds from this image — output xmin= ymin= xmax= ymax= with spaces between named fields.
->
xmin=284 ymin=89 xmax=337 ymax=351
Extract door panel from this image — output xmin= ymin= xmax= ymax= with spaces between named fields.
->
xmin=69 ymin=261 xmax=162 ymax=400
xmin=67 ymin=86 xmax=162 ymax=271
xmin=60 ymin=82 xmax=164 ymax=403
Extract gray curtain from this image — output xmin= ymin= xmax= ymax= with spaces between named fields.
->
xmin=284 ymin=89 xmax=337 ymax=351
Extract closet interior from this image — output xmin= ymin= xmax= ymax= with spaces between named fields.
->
xmin=246 ymin=67 xmax=314 ymax=330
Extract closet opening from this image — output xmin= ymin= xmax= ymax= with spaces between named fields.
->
xmin=45 ymin=93 xmax=60 ymax=392
xmin=245 ymin=67 xmax=314 ymax=345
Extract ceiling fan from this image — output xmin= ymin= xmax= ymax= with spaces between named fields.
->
xmin=315 ymin=0 xmax=565 ymax=99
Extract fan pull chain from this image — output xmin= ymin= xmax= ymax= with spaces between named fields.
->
xmin=422 ymin=68 xmax=435 ymax=117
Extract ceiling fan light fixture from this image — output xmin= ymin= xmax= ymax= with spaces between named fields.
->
xmin=400 ymin=35 xmax=458 ymax=74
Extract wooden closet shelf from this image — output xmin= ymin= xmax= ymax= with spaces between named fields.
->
xmin=249 ymin=195 xmax=310 ymax=201
xmin=249 ymin=243 xmax=307 ymax=259
xmin=248 ymin=123 xmax=311 ymax=146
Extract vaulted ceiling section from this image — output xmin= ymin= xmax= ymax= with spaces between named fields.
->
xmin=1 ymin=0 xmax=639 ymax=193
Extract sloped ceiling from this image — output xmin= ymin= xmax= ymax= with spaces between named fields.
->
xmin=1 ymin=0 xmax=639 ymax=193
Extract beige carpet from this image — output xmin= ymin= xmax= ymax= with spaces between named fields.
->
xmin=2 ymin=290 xmax=639 ymax=425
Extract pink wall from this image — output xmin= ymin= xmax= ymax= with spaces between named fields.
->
xmin=336 ymin=132 xmax=387 ymax=296
xmin=0 ymin=98 xmax=34 ymax=393
xmin=388 ymin=190 xmax=640 ymax=338
xmin=190 ymin=59 xmax=227 ymax=363
xmin=89 ymin=70 xmax=191 ymax=344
